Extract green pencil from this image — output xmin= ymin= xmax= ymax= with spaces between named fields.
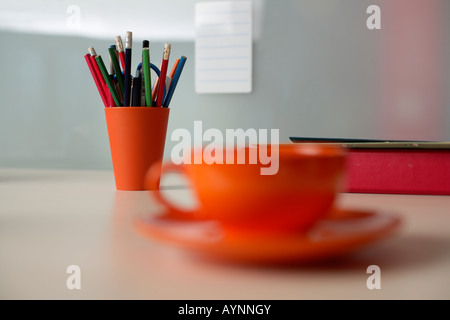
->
xmin=108 ymin=46 xmax=124 ymax=97
xmin=95 ymin=55 xmax=121 ymax=107
xmin=142 ymin=40 xmax=152 ymax=107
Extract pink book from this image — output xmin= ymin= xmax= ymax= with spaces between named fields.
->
xmin=290 ymin=138 xmax=450 ymax=195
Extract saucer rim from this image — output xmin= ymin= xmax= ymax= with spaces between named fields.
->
xmin=134 ymin=207 xmax=401 ymax=264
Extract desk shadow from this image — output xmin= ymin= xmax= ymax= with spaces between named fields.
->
xmin=191 ymin=234 xmax=450 ymax=273
xmin=331 ymin=234 xmax=450 ymax=271
xmin=108 ymin=191 xmax=450 ymax=274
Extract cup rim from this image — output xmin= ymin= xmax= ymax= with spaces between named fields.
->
xmin=104 ymin=106 xmax=170 ymax=111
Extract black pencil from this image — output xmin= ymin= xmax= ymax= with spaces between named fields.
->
xmin=131 ymin=69 xmax=142 ymax=106
xmin=123 ymin=31 xmax=132 ymax=106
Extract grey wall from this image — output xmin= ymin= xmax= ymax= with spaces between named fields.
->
xmin=0 ymin=0 xmax=449 ymax=169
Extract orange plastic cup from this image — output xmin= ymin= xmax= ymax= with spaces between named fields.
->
xmin=105 ymin=107 xmax=169 ymax=191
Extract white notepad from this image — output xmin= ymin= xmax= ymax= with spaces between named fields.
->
xmin=195 ymin=1 xmax=252 ymax=94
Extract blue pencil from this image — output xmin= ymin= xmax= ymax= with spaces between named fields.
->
xmin=163 ymin=56 xmax=187 ymax=108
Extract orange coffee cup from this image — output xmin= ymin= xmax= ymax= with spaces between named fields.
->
xmin=105 ymin=107 xmax=169 ymax=191
xmin=146 ymin=144 xmax=347 ymax=232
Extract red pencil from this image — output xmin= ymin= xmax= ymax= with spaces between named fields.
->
xmin=153 ymin=58 xmax=180 ymax=101
xmin=156 ymin=43 xmax=171 ymax=107
xmin=84 ymin=53 xmax=108 ymax=107
xmin=89 ymin=47 xmax=115 ymax=107
xmin=115 ymin=36 xmax=126 ymax=71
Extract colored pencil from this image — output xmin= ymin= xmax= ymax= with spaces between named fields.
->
xmin=169 ymin=58 xmax=180 ymax=80
xmin=88 ymin=47 xmax=112 ymax=107
xmin=115 ymin=35 xmax=126 ymax=70
xmin=84 ymin=53 xmax=108 ymax=107
xmin=153 ymin=58 xmax=179 ymax=101
xmin=163 ymin=56 xmax=186 ymax=108
xmin=123 ymin=31 xmax=133 ymax=106
xmin=142 ymin=40 xmax=153 ymax=107
xmin=108 ymin=46 xmax=124 ymax=97
xmin=95 ymin=55 xmax=121 ymax=107
xmin=139 ymin=66 xmax=146 ymax=107
xmin=88 ymin=47 xmax=104 ymax=84
xmin=156 ymin=43 xmax=171 ymax=107
xmin=165 ymin=58 xmax=180 ymax=94
xmin=131 ymin=68 xmax=142 ymax=107
xmin=85 ymin=31 xmax=186 ymax=109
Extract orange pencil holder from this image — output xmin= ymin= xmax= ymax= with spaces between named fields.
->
xmin=104 ymin=107 xmax=170 ymax=191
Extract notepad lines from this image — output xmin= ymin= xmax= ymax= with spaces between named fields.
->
xmin=195 ymin=1 xmax=252 ymax=93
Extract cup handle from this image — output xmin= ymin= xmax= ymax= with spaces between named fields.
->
xmin=146 ymin=161 xmax=197 ymax=219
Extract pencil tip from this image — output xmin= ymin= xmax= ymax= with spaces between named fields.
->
xmin=115 ymin=36 xmax=124 ymax=52
xmin=125 ymin=32 xmax=133 ymax=48
xmin=88 ymin=47 xmax=96 ymax=56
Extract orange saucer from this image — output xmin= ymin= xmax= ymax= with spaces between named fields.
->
xmin=134 ymin=208 xmax=401 ymax=264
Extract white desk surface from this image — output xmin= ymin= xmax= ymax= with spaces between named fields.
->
xmin=1 ymin=168 xmax=450 ymax=300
